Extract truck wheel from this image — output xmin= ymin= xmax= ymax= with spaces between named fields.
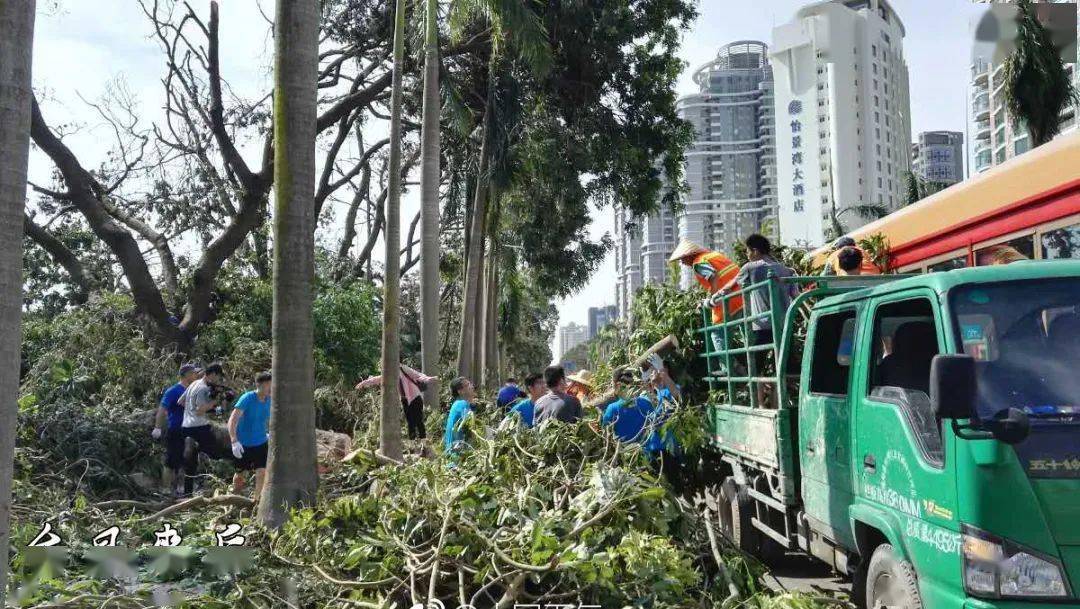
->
xmin=864 ymin=544 xmax=923 ymax=609
xmin=719 ymin=478 xmax=758 ymax=554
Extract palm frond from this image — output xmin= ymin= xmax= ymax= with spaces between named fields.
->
xmin=848 ymin=203 xmax=889 ymax=220
xmin=1002 ymin=0 xmax=1078 ymax=146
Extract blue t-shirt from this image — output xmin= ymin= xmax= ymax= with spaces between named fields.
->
xmin=602 ymin=397 xmax=654 ymax=443
xmin=644 ymin=387 xmax=680 ymax=455
xmin=234 ymin=391 xmax=271 ymax=447
xmin=161 ymin=383 xmax=187 ymax=430
xmin=508 ymin=398 xmax=535 ymax=428
xmin=496 ymin=385 xmax=526 ymax=410
xmin=444 ymin=399 xmax=474 ymax=452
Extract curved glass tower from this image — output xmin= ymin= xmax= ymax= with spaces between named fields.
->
xmin=677 ymin=40 xmax=777 ymax=280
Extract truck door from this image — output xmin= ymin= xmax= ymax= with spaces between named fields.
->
xmin=854 ymin=292 xmax=961 ymax=601
xmin=800 ymin=307 xmax=860 ymax=549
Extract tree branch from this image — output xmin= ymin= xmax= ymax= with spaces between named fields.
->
xmin=23 ymin=214 xmax=91 ymax=304
xmin=30 ymin=97 xmax=180 ymax=343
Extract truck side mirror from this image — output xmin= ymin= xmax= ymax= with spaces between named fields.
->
xmin=930 ymin=354 xmax=976 ymax=420
xmin=986 ymin=408 xmax=1031 ymax=445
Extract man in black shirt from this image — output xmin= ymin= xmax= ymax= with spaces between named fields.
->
xmin=533 ymin=365 xmax=583 ymax=425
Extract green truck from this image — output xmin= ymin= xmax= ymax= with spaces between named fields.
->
xmin=701 ymin=261 xmax=1080 ymax=608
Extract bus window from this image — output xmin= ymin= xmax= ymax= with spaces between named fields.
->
xmin=927 ymin=256 xmax=966 ymax=273
xmin=975 ymin=234 xmax=1034 ymax=266
xmin=1042 ymin=222 xmax=1080 ymax=260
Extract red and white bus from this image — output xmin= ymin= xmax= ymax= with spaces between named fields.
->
xmin=812 ymin=131 xmax=1080 ymax=272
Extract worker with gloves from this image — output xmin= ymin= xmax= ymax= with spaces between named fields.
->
xmin=228 ymin=371 xmax=272 ymax=498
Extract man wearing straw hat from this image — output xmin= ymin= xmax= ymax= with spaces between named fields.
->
xmin=668 ymin=238 xmax=742 ymax=360
xmin=566 ymin=369 xmax=595 ymax=402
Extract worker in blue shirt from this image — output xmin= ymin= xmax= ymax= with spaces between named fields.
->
xmin=151 ymin=364 xmax=200 ymax=496
xmin=641 ymin=354 xmax=682 ymax=454
xmin=601 ymin=368 xmax=654 ymax=443
xmin=495 ymin=377 xmax=527 ymax=412
xmin=507 ymin=372 xmax=545 ymax=429
xmin=444 ymin=377 xmax=477 ymax=455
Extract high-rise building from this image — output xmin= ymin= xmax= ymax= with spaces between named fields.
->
xmin=614 ymin=41 xmax=778 ymax=311
xmin=677 ymin=40 xmax=778 ymax=281
xmin=969 ymin=2 xmax=1078 ymax=174
xmin=770 ymin=0 xmax=913 ymax=247
xmin=587 ymin=305 xmax=618 ymax=339
xmin=614 ymin=206 xmax=643 ymax=322
xmin=640 ymin=201 xmax=678 ymax=287
xmin=557 ymin=323 xmax=589 ymax=360
xmin=911 ymin=131 xmax=964 ymax=187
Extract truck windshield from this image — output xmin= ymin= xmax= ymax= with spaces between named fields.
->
xmin=950 ymin=278 xmax=1080 ymax=424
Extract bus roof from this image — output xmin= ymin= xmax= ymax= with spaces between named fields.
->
xmin=809 ymin=131 xmax=1080 ymax=269
xmin=815 ymin=260 xmax=1080 ymax=308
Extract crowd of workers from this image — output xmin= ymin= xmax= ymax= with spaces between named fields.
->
xmin=148 ymin=232 xmax=889 ymax=498
xmin=152 ymin=363 xmax=271 ymax=498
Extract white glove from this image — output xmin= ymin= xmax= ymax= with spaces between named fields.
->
xmin=707 ymin=290 xmax=726 ymax=308
xmin=231 ymin=441 xmax=244 ymax=459
xmin=151 ymin=428 xmax=162 ymax=440
xmin=646 ymin=352 xmax=664 ymax=372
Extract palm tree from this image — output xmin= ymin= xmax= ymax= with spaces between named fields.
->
xmin=1002 ymin=0 xmax=1078 ymax=147
xmin=258 ymin=0 xmax=320 ymax=528
xmin=378 ymin=0 xmax=410 ymax=463
xmin=828 ymin=201 xmax=889 ymax=241
xmin=0 ymin=1 xmax=35 ymax=600
xmin=451 ymin=0 xmax=550 ymax=381
xmin=418 ymin=0 xmax=442 ymax=409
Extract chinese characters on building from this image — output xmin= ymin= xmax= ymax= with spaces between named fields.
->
xmin=788 ymin=100 xmax=806 ymax=214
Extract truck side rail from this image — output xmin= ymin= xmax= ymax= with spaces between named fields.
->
xmin=700 ymin=274 xmax=909 ymax=410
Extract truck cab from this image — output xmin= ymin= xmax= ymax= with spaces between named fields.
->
xmin=703 ymin=261 xmax=1080 ymax=608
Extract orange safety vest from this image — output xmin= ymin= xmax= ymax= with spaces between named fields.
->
xmin=691 ymin=251 xmax=743 ymax=323
xmin=827 ymin=247 xmax=882 ymax=275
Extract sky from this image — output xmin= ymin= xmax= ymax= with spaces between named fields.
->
xmin=549 ymin=0 xmax=989 ymax=358
xmin=26 ymin=0 xmax=990 ymax=361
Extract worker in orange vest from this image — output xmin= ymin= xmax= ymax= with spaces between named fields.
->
xmin=822 ymin=237 xmax=881 ymax=275
xmin=669 ymin=239 xmax=742 ymax=357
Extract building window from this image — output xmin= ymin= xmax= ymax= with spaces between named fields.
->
xmin=875 ymin=111 xmax=880 ymax=123
xmin=873 ymin=63 xmax=878 ymax=74
xmin=876 ymin=128 xmax=880 ymax=139
xmin=872 ymin=44 xmax=877 ymax=57
xmin=874 ymin=95 xmax=879 ymax=106
xmin=877 ymin=161 xmax=882 ymax=171
xmin=878 ymin=177 xmax=883 ymax=187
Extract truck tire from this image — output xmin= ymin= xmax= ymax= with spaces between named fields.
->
xmin=864 ymin=544 xmax=923 ymax=609
xmin=719 ymin=478 xmax=758 ymax=554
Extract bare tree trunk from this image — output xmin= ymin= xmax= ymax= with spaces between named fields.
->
xmin=0 ymin=0 xmax=34 ymax=603
xmin=258 ymin=0 xmax=319 ymax=529
xmin=418 ymin=0 xmax=441 ymax=408
xmin=456 ymin=108 xmax=491 ymax=380
xmin=471 ymin=217 xmax=487 ymax=381
xmin=378 ymin=0 xmax=408 ymax=463
xmin=484 ymin=245 xmax=500 ymax=389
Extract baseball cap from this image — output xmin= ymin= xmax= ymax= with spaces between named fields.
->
xmin=179 ymin=364 xmax=201 ymax=376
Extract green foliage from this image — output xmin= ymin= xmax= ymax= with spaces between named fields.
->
xmin=858 ymin=233 xmax=892 ymax=273
xmin=628 ymin=271 xmax=708 ymax=401
xmin=17 ymin=273 xmax=385 ymax=489
xmin=272 ymin=413 xmax=726 ymax=608
xmin=1003 ymin=0 xmax=1079 ymax=146
xmin=194 ymin=273 xmax=381 ymax=385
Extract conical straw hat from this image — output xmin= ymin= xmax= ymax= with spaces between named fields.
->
xmin=668 ymin=238 xmax=709 ymax=262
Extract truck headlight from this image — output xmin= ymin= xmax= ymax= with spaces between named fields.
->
xmin=962 ymin=525 xmax=1069 ymax=599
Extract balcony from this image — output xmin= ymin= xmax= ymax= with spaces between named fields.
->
xmin=975 ymin=120 xmax=991 ymax=140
